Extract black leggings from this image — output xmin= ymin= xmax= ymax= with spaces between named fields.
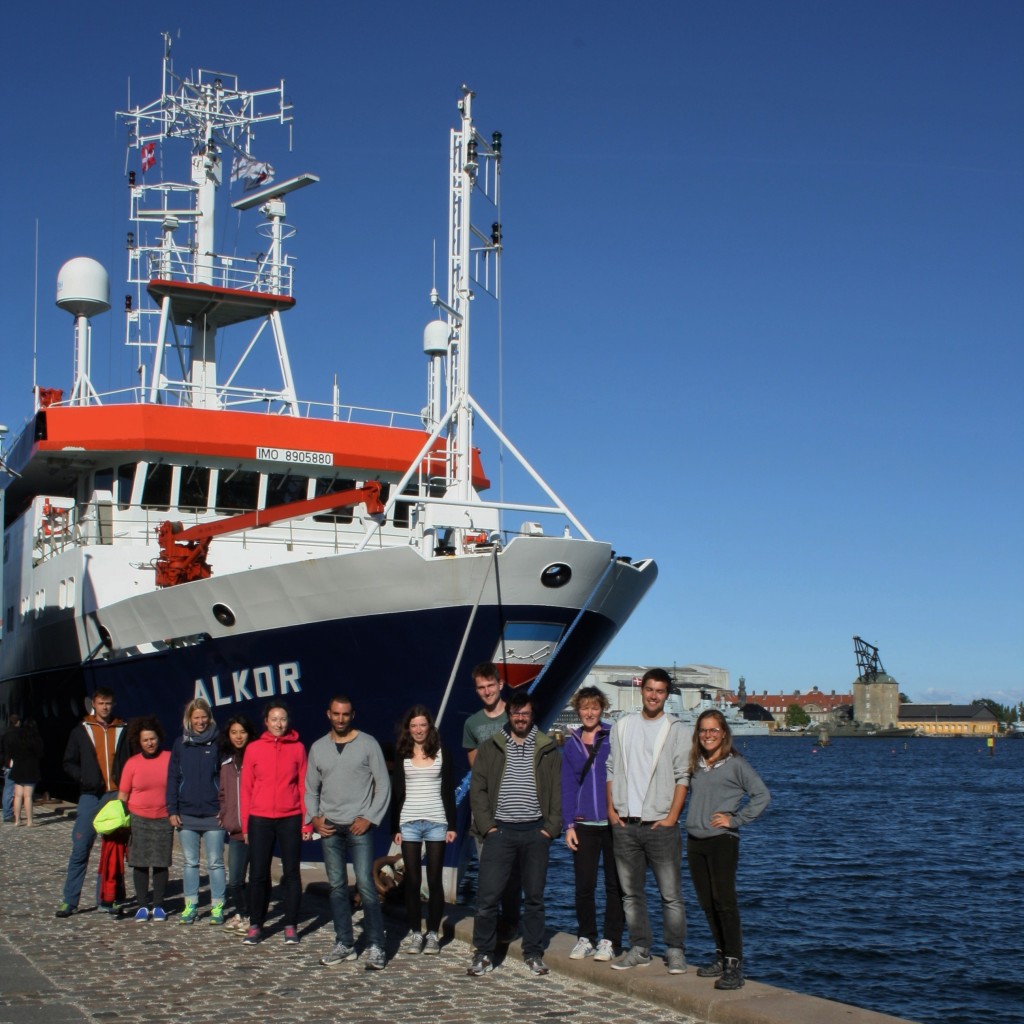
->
xmin=402 ymin=841 xmax=447 ymax=933
xmin=247 ymin=814 xmax=302 ymax=928
xmin=687 ymin=834 xmax=742 ymax=959
xmin=132 ymin=866 xmax=168 ymax=909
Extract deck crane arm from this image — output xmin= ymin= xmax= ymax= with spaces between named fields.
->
xmin=154 ymin=481 xmax=384 ymax=587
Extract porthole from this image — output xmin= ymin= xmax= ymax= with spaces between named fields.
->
xmin=212 ymin=603 xmax=236 ymax=627
xmin=540 ymin=562 xmax=572 ymax=589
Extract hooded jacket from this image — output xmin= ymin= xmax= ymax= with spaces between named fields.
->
xmin=240 ymin=729 xmax=307 ymax=833
xmin=166 ymin=722 xmax=222 ymax=820
xmin=63 ymin=715 xmax=128 ymax=797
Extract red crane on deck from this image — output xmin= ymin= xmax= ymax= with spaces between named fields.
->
xmin=154 ymin=481 xmax=385 ymax=587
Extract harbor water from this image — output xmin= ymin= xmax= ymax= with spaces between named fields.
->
xmin=541 ymin=735 xmax=1023 ymax=1024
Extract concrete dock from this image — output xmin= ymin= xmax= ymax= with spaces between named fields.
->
xmin=0 ymin=807 xmax=914 ymax=1024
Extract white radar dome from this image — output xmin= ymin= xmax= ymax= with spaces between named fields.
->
xmin=423 ymin=319 xmax=450 ymax=355
xmin=56 ymin=257 xmax=111 ymax=318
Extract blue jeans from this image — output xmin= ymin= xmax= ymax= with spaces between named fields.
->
xmin=321 ymin=826 xmax=384 ymax=948
xmin=62 ymin=791 xmax=117 ymax=908
xmin=226 ymin=837 xmax=250 ymax=916
xmin=472 ymin=822 xmax=552 ymax=959
xmin=177 ymin=827 xmax=226 ymax=904
xmin=2 ymin=771 xmax=14 ymax=821
xmin=612 ymin=821 xmax=686 ymax=952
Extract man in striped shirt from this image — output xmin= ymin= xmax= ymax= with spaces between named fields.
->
xmin=467 ymin=690 xmax=561 ymax=977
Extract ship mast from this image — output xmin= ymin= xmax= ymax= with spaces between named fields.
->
xmin=430 ymin=86 xmax=502 ymax=503
xmin=120 ymin=36 xmax=312 ymax=413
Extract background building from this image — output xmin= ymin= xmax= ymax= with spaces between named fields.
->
xmin=744 ymin=687 xmax=853 ymax=728
xmin=898 ymin=704 xmax=999 ymax=737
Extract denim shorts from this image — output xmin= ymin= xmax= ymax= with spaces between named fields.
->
xmin=400 ymin=819 xmax=448 ymax=842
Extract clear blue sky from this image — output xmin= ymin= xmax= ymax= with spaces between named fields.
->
xmin=2 ymin=2 xmax=1021 ymax=704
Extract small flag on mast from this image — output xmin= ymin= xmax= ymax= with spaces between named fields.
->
xmin=140 ymin=142 xmax=156 ymax=173
xmin=231 ymin=154 xmax=275 ymax=191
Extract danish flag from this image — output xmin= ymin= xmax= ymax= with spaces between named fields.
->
xmin=141 ymin=142 xmax=156 ymax=173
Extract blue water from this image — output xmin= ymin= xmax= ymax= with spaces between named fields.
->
xmin=542 ymin=736 xmax=1024 ymax=1024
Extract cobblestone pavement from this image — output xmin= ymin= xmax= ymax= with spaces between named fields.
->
xmin=0 ymin=809 xmax=696 ymax=1024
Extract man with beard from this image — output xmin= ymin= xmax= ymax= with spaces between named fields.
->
xmin=467 ymin=690 xmax=560 ymax=977
xmin=307 ymin=696 xmax=390 ymax=971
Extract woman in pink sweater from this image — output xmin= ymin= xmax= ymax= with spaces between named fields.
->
xmin=117 ymin=717 xmax=173 ymax=921
xmin=240 ymin=701 xmax=307 ymax=945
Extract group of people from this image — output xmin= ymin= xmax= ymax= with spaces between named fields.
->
xmin=49 ymin=685 xmax=455 ymax=973
xmin=465 ymin=664 xmax=770 ymax=990
xmin=41 ymin=662 xmax=769 ymax=987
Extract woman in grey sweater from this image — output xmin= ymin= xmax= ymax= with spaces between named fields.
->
xmin=685 ymin=709 xmax=770 ymax=992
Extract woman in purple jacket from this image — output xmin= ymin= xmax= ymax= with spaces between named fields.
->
xmin=561 ymin=686 xmax=624 ymax=961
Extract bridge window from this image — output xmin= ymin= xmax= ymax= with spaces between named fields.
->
xmin=215 ymin=469 xmax=260 ymax=514
xmin=117 ymin=464 xmax=135 ymax=510
xmin=141 ymin=463 xmax=173 ymax=511
xmin=266 ymin=473 xmax=310 ymax=509
xmin=313 ymin=476 xmax=357 ymax=524
xmin=179 ymin=466 xmax=211 ymax=513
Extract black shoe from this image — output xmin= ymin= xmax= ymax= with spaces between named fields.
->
xmin=696 ymin=949 xmax=723 ymax=977
xmin=715 ymin=956 xmax=744 ymax=990
xmin=467 ymin=952 xmax=493 ymax=976
xmin=55 ymin=902 xmax=77 ymax=919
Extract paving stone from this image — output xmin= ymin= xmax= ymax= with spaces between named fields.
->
xmin=0 ymin=812 xmax=693 ymax=1024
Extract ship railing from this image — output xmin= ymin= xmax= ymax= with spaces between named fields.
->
xmin=35 ymin=387 xmax=424 ymax=428
xmin=129 ymin=245 xmax=295 ymax=297
xmin=60 ymin=502 xmax=404 ymax=559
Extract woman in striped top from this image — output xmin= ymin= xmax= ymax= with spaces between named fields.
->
xmin=390 ymin=705 xmax=456 ymax=955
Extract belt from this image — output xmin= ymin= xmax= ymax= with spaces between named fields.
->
xmin=622 ymin=817 xmax=658 ymax=826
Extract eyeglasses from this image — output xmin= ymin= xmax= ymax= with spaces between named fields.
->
xmin=699 ymin=728 xmax=722 ymax=736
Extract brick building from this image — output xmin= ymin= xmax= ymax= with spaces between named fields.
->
xmin=743 ymin=686 xmax=853 ymax=729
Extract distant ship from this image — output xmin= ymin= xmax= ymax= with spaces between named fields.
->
xmin=666 ymin=689 xmax=770 ymax=737
xmin=0 ymin=40 xmax=657 ymax=793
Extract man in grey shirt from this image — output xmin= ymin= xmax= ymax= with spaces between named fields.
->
xmin=606 ymin=668 xmax=689 ymax=974
xmin=306 ymin=695 xmax=391 ymax=971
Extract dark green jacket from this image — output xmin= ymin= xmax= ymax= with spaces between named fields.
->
xmin=469 ymin=726 xmax=561 ymax=840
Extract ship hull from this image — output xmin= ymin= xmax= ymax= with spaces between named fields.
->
xmin=2 ymin=537 xmax=656 ymax=798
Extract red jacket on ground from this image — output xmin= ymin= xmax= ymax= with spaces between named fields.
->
xmin=240 ymin=729 xmax=306 ymax=834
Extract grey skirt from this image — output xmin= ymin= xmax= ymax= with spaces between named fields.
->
xmin=127 ymin=813 xmax=174 ymax=868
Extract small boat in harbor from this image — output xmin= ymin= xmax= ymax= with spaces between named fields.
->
xmin=0 ymin=39 xmax=657 ymax=795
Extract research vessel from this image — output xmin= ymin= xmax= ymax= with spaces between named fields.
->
xmin=0 ymin=42 xmax=657 ymax=792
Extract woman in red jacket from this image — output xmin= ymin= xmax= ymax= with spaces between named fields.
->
xmin=240 ymin=701 xmax=307 ymax=946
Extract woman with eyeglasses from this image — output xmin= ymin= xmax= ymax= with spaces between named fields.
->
xmin=685 ymin=708 xmax=770 ymax=992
